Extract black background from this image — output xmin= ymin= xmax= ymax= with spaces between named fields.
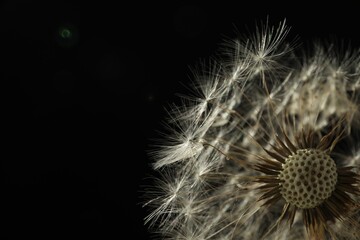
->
xmin=3 ymin=1 xmax=360 ymax=239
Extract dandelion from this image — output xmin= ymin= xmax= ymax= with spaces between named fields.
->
xmin=143 ymin=19 xmax=360 ymax=240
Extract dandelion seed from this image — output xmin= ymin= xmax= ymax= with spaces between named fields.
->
xmin=143 ymin=19 xmax=360 ymax=240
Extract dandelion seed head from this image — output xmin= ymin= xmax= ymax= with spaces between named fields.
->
xmin=143 ymin=18 xmax=360 ymax=240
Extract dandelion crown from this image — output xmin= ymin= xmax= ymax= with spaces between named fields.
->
xmin=143 ymin=19 xmax=360 ymax=240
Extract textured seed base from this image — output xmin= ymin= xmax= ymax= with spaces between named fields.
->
xmin=278 ymin=149 xmax=337 ymax=209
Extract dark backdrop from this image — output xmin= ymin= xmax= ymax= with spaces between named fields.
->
xmin=3 ymin=1 xmax=360 ymax=239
